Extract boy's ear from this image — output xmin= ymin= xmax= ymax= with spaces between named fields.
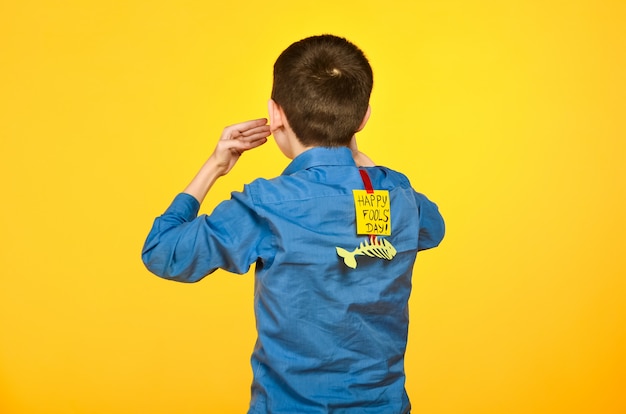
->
xmin=268 ymin=99 xmax=285 ymax=132
xmin=356 ymin=105 xmax=371 ymax=132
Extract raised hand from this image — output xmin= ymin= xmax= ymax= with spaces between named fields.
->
xmin=210 ymin=118 xmax=271 ymax=176
xmin=183 ymin=118 xmax=271 ymax=203
xmin=349 ymin=135 xmax=375 ymax=167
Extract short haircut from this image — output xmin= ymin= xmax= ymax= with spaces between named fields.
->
xmin=272 ymin=35 xmax=373 ymax=147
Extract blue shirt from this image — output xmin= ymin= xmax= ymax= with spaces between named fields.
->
xmin=142 ymin=147 xmax=444 ymax=413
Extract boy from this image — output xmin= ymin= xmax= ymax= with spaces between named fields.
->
xmin=142 ymin=34 xmax=444 ymax=413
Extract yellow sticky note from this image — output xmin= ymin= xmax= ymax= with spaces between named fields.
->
xmin=353 ymin=190 xmax=391 ymax=235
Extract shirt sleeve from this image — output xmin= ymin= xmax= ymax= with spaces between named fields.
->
xmin=414 ymin=191 xmax=445 ymax=251
xmin=141 ymin=191 xmax=269 ymax=282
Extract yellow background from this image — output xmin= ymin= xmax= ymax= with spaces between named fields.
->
xmin=1 ymin=1 xmax=625 ymax=413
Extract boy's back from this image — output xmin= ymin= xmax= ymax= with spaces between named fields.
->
xmin=142 ymin=35 xmax=444 ymax=413
xmin=245 ymin=148 xmax=442 ymax=413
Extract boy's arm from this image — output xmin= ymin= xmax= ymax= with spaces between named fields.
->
xmin=415 ymin=192 xmax=445 ymax=251
xmin=142 ymin=118 xmax=271 ymax=281
xmin=184 ymin=118 xmax=270 ymax=204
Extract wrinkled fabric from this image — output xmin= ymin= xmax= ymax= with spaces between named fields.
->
xmin=142 ymin=147 xmax=444 ymax=413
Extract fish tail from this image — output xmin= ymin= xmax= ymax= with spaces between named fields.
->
xmin=336 ymin=247 xmax=358 ymax=269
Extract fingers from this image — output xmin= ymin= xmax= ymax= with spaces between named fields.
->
xmin=207 ymin=118 xmax=271 ymax=177
xmin=228 ymin=134 xmax=268 ymax=153
xmin=222 ymin=118 xmax=271 ymax=141
xmin=218 ymin=118 xmax=271 ymax=157
xmin=241 ymin=125 xmax=271 ymax=143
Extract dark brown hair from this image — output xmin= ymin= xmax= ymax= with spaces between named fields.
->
xmin=272 ymin=35 xmax=373 ymax=147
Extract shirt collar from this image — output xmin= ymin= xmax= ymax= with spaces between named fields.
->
xmin=282 ymin=147 xmax=357 ymax=176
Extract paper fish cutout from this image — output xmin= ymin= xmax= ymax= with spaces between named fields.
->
xmin=336 ymin=236 xmax=397 ymax=269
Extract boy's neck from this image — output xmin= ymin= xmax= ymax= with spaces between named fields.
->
xmin=288 ymin=139 xmax=314 ymax=159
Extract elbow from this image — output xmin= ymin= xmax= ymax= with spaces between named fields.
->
xmin=433 ymin=219 xmax=446 ymax=247
xmin=141 ymin=247 xmax=202 ymax=283
xmin=141 ymin=249 xmax=174 ymax=279
xmin=418 ymin=217 xmax=445 ymax=251
xmin=142 ymin=252 xmax=167 ymax=278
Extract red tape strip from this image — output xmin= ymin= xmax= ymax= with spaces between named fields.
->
xmin=359 ymin=169 xmax=374 ymax=194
